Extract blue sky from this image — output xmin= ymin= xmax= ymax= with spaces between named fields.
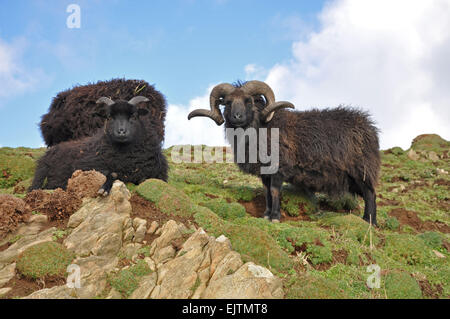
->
xmin=1 ymin=0 xmax=449 ymax=149
xmin=0 ymin=0 xmax=325 ymax=147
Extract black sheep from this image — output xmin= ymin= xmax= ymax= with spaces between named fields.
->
xmin=40 ymin=78 xmax=166 ymax=146
xmin=188 ymin=81 xmax=381 ymax=225
xmin=30 ymin=96 xmax=168 ymax=195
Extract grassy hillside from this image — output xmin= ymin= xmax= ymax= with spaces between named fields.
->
xmin=1 ymin=134 xmax=449 ymax=298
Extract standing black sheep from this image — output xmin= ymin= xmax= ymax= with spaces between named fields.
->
xmin=30 ymin=96 xmax=168 ymax=194
xmin=188 ymin=81 xmax=381 ymax=225
xmin=40 ymin=78 xmax=166 ymax=146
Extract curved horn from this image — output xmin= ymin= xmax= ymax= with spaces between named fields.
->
xmin=96 ymin=97 xmax=115 ymax=106
xmin=128 ymin=96 xmax=150 ymax=106
xmin=241 ymin=80 xmax=276 ymax=106
xmin=187 ymin=83 xmax=235 ymax=125
xmin=260 ymin=101 xmax=295 ymax=122
xmin=242 ymin=81 xmax=294 ymax=122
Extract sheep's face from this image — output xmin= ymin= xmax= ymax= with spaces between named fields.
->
xmin=222 ymin=90 xmax=258 ymax=129
xmin=105 ymin=101 xmax=148 ymax=144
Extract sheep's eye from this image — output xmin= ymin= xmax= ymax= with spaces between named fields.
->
xmin=245 ymin=98 xmax=251 ymax=105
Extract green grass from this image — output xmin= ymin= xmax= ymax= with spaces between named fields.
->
xmin=2 ymin=133 xmax=449 ymax=298
xmin=16 ymin=242 xmax=75 ymax=279
xmin=107 ymin=260 xmax=152 ymax=298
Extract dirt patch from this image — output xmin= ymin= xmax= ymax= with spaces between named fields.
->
xmin=25 ymin=188 xmax=82 ymax=222
xmin=66 ymin=170 xmax=106 ymax=198
xmin=378 ymin=199 xmax=400 ymax=207
xmin=0 ymin=195 xmax=30 ymax=240
xmin=440 ymin=240 xmax=450 ymax=253
xmin=239 ymin=195 xmax=311 ymax=222
xmin=434 ymin=178 xmax=450 ymax=187
xmin=2 ymin=273 xmax=66 ymax=299
xmin=314 ymin=249 xmax=349 ymax=271
xmin=389 ymin=208 xmax=450 ymax=233
xmin=401 ymin=181 xmax=429 ymax=193
xmin=130 ymin=194 xmax=197 ymax=231
xmin=205 ymin=193 xmax=219 ymax=199
xmin=417 ymin=279 xmax=443 ymax=299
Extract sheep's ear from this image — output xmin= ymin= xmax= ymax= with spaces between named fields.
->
xmin=137 ymin=108 xmax=149 ymax=116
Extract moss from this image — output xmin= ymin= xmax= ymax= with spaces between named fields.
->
xmin=0 ymin=147 xmax=45 ymax=188
xmin=411 ymin=134 xmax=449 ymax=152
xmin=16 ymin=242 xmax=75 ymax=279
xmin=202 ymin=198 xmax=246 ymax=220
xmin=385 ymin=233 xmax=435 ymax=265
xmin=384 ymin=271 xmax=422 ymax=299
xmin=320 ymin=214 xmax=379 ymax=246
xmin=107 ymin=260 xmax=152 ymax=298
xmin=285 ymin=271 xmax=349 ymax=299
xmin=418 ymin=232 xmax=443 ymax=250
xmin=136 ymin=179 xmax=197 ymax=218
xmin=385 ymin=216 xmax=400 ymax=230
xmin=280 ymin=186 xmax=317 ymax=217
xmin=346 ymin=248 xmax=360 ymax=266
xmin=386 ymin=147 xmax=405 ymax=156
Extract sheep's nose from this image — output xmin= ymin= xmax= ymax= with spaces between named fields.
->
xmin=117 ymin=128 xmax=127 ymax=136
xmin=233 ymin=113 xmax=242 ymax=120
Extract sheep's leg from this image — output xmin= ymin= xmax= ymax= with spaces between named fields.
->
xmin=269 ymin=175 xmax=283 ymax=223
xmin=98 ymin=171 xmax=117 ymax=196
xmin=362 ymin=185 xmax=377 ymax=226
xmin=29 ymin=163 xmax=48 ymax=191
xmin=261 ymin=176 xmax=272 ymax=220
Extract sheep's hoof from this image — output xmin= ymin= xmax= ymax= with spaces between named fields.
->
xmin=97 ymin=188 xmax=105 ymax=195
xmin=263 ymin=215 xmax=271 ymax=221
xmin=271 ymin=219 xmax=280 ymax=223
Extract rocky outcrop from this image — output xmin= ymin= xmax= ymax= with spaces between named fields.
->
xmin=0 ymin=180 xmax=283 ymax=299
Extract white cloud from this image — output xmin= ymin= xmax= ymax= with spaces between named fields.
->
xmin=164 ymin=85 xmax=227 ymax=148
xmin=0 ymin=38 xmax=47 ymax=104
xmin=261 ymin=0 xmax=450 ymax=149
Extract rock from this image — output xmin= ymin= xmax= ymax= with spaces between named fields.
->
xmin=407 ymin=149 xmax=420 ymax=161
xmin=153 ymin=228 xmax=211 ymax=298
xmin=392 ymin=185 xmax=406 ymax=193
xmin=23 ymin=285 xmax=76 ymax=299
xmin=149 ymin=220 xmax=187 ymax=255
xmin=153 ymin=245 xmax=176 ymax=264
xmin=106 ymin=288 xmax=122 ymax=299
xmin=16 ymin=214 xmax=48 ymax=236
xmin=144 ymin=257 xmax=156 ymax=272
xmin=436 ymin=168 xmax=448 ymax=175
xmin=0 ymin=287 xmax=12 ymax=297
xmin=427 ymin=151 xmax=439 ymax=162
xmin=0 ymin=263 xmax=16 ymax=288
xmin=64 ymin=181 xmax=131 ymax=257
xmin=433 ymin=250 xmax=445 ymax=258
xmin=202 ymin=262 xmax=284 ymax=299
xmin=129 ymin=273 xmax=157 ymax=299
xmin=70 ymin=255 xmax=119 ymax=299
xmin=133 ymin=218 xmax=147 ymax=243
xmin=209 ymin=251 xmax=243 ymax=283
xmin=121 ymin=243 xmax=142 ymax=260
xmin=0 ymin=227 xmax=56 ymax=264
xmin=147 ymin=221 xmax=159 ymax=235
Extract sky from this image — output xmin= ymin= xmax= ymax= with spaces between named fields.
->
xmin=0 ymin=0 xmax=449 ymax=150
